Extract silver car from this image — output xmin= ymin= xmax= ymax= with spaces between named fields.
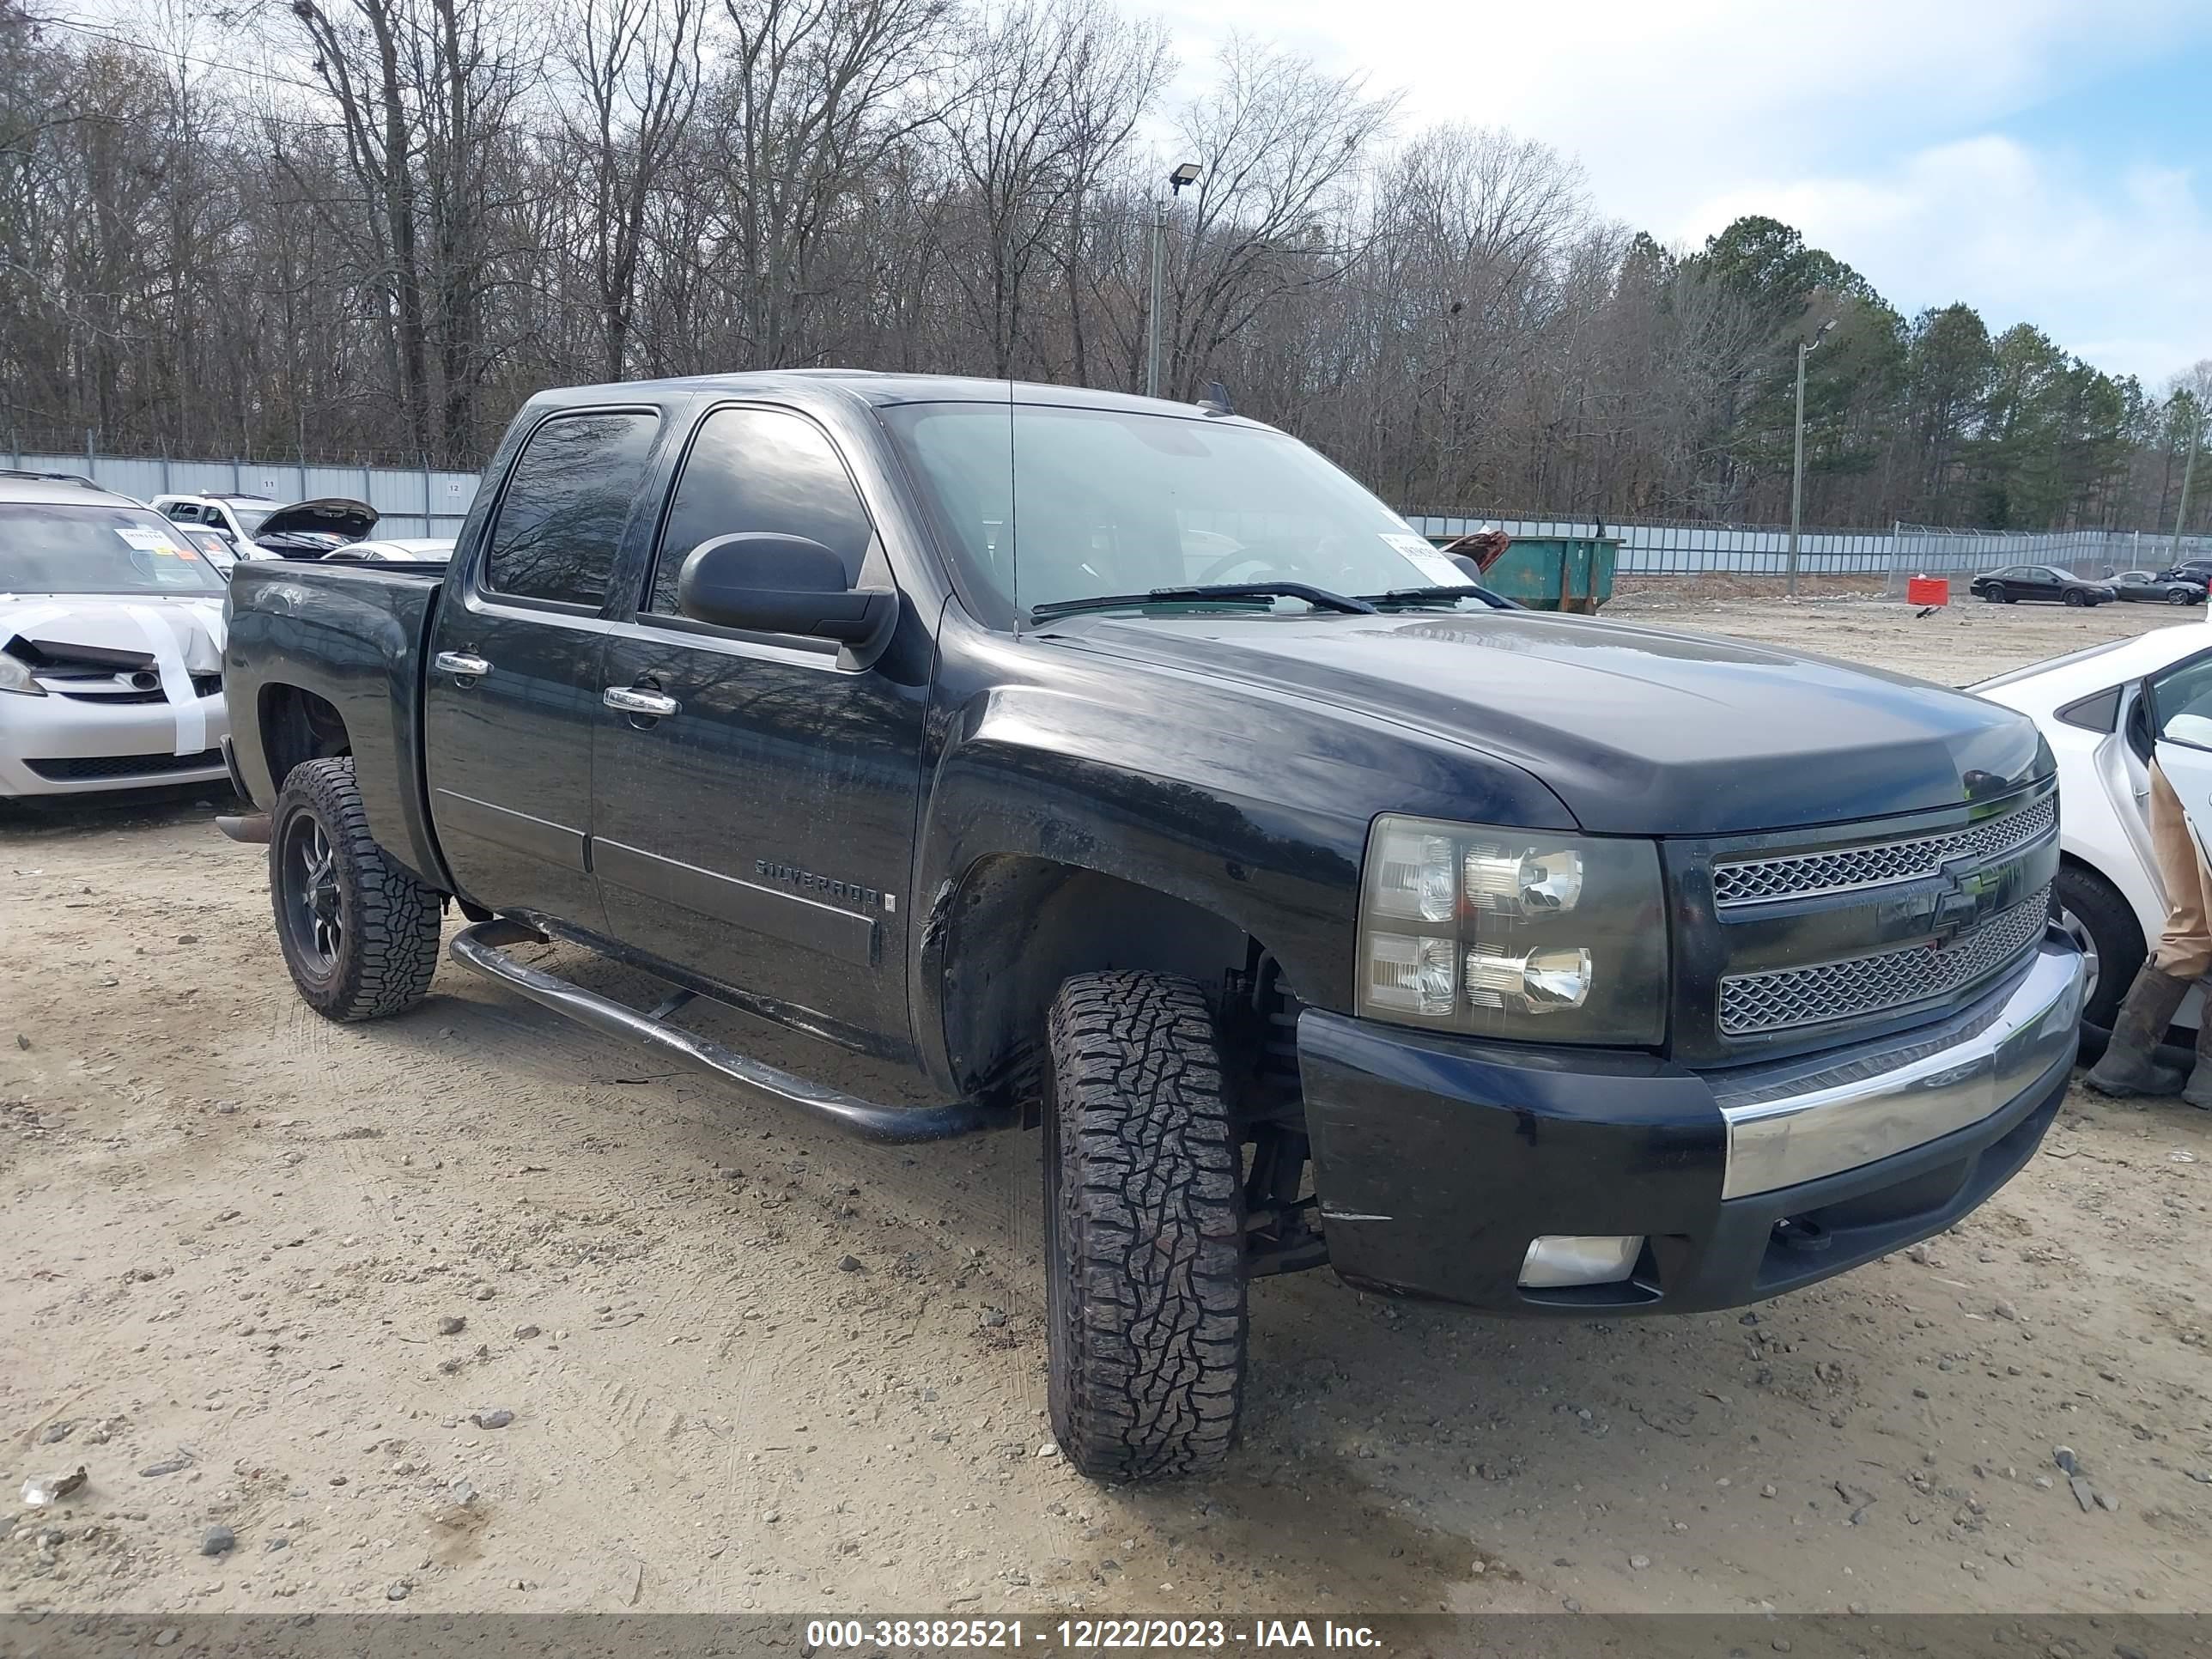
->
xmin=0 ymin=471 xmax=233 ymax=799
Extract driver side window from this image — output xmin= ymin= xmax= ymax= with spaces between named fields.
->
xmin=647 ymin=407 xmax=878 ymax=617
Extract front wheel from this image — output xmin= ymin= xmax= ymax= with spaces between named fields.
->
xmin=270 ymin=757 xmax=443 ymax=1021
xmin=2171 ymin=589 xmax=2196 ymax=606
xmin=1043 ymin=971 xmax=1246 ymax=1481
xmin=1983 ymin=584 xmax=2007 ymax=604
xmin=2063 ymin=587 xmax=2089 ymax=607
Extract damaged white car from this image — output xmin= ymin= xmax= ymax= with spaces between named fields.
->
xmin=0 ymin=471 xmax=232 ymax=799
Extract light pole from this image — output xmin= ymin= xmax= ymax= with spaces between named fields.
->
xmin=1786 ymin=316 xmax=1837 ymax=598
xmin=1146 ymin=161 xmax=1200 ymax=400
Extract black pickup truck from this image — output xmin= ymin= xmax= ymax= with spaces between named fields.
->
xmin=220 ymin=371 xmax=2084 ymax=1482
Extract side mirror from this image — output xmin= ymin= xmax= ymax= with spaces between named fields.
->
xmin=677 ymin=532 xmax=897 ymax=653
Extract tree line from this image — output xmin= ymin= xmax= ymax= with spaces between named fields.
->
xmin=3 ymin=0 xmax=2205 ymax=532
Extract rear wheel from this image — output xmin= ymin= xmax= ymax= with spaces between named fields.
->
xmin=2055 ymin=863 xmax=2144 ymax=1031
xmin=1043 ymin=971 xmax=1246 ymax=1481
xmin=270 ymin=757 xmax=443 ymax=1021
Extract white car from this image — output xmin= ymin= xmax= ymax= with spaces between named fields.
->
xmin=149 ymin=492 xmax=286 ymax=550
xmin=1 ymin=472 xmax=232 ymax=799
xmin=1974 ymin=617 xmax=2212 ymax=1028
xmin=321 ymin=538 xmax=453 ymax=562
xmin=151 ymin=493 xmax=380 ymax=560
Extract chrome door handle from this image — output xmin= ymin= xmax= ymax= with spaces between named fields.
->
xmin=604 ymin=685 xmax=680 ymax=719
xmin=434 ymin=651 xmax=492 ymax=678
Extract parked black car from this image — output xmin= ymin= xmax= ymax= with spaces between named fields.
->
xmin=216 ymin=372 xmax=2083 ymax=1483
xmin=2111 ymin=569 xmax=2206 ymax=605
xmin=2156 ymin=559 xmax=2212 ymax=587
xmin=1969 ymin=565 xmax=2118 ymax=606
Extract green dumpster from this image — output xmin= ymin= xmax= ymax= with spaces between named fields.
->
xmin=1427 ymin=535 xmax=1620 ymax=613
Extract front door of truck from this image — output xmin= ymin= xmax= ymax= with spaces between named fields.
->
xmin=589 ymin=403 xmax=926 ymax=1058
xmin=422 ymin=407 xmax=663 ymax=928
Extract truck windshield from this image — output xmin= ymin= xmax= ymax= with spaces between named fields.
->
xmin=879 ymin=401 xmax=1468 ymax=628
xmin=0 ymin=503 xmax=229 ymax=596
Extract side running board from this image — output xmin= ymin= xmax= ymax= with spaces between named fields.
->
xmin=449 ymin=918 xmax=1010 ymax=1145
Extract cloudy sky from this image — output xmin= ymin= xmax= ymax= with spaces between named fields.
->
xmin=1158 ymin=0 xmax=2212 ymax=387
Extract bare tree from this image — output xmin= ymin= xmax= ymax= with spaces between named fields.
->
xmin=711 ymin=0 xmax=952 ymax=367
xmin=1161 ymin=39 xmax=1395 ymax=402
xmin=2 ymin=0 xmax=2193 ymax=532
xmin=557 ymin=0 xmax=702 ymax=379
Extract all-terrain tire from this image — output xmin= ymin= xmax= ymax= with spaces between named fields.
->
xmin=270 ymin=757 xmax=442 ymax=1021
xmin=1044 ymin=971 xmax=1247 ymax=1482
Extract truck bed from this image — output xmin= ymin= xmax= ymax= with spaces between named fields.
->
xmin=224 ymin=559 xmax=451 ymax=888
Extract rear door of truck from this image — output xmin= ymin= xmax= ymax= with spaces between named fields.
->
xmin=422 ymin=406 xmax=664 ymax=927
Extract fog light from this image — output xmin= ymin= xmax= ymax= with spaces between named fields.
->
xmin=1519 ymin=1234 xmax=1643 ymax=1289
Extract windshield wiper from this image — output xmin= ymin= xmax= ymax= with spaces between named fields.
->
xmin=1030 ymin=582 xmax=1378 ymax=623
xmin=1356 ymin=586 xmax=1520 ymax=611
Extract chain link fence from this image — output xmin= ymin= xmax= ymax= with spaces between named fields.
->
xmin=1880 ymin=525 xmax=2212 ymax=597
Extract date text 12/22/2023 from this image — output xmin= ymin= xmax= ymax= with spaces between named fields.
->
xmin=802 ymin=1620 xmax=1385 ymax=1651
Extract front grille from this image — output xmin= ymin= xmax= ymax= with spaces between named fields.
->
xmin=1718 ymin=882 xmax=2051 ymax=1036
xmin=1713 ymin=795 xmax=2055 ymax=908
xmin=51 ymin=675 xmax=219 ymax=705
xmin=25 ymin=749 xmax=223 ymax=782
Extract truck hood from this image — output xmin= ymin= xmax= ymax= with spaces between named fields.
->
xmin=1045 ymin=609 xmax=2050 ymax=836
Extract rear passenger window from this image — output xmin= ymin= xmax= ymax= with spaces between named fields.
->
xmin=485 ymin=410 xmax=659 ymax=607
xmin=647 ymin=407 xmax=875 ymax=617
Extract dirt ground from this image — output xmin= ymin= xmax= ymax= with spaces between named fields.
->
xmin=3 ymin=594 xmax=2209 ymax=1619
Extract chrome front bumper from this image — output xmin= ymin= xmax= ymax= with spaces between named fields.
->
xmin=1710 ymin=933 xmax=2084 ymax=1199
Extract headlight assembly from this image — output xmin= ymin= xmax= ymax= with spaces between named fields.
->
xmin=0 ymin=653 xmax=45 ymax=696
xmin=1356 ymin=815 xmax=1667 ymax=1043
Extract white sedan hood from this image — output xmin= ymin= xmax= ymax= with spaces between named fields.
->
xmin=0 ymin=592 xmax=228 ymax=755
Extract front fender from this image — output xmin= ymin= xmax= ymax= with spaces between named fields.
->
xmin=908 ymin=661 xmax=1574 ymax=1091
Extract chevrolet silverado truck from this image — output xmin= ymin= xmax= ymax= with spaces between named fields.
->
xmin=218 ymin=372 xmax=2085 ymax=1482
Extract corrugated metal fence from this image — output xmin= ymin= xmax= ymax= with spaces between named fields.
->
xmin=20 ymin=447 xmax=2208 ymax=582
xmin=1403 ymin=512 xmax=2212 ymax=582
xmin=9 ymin=447 xmax=481 ymax=539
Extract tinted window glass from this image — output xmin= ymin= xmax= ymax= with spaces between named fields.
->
xmin=647 ymin=407 xmax=874 ymax=615
xmin=2057 ymin=686 xmax=2122 ymax=733
xmin=486 ymin=410 xmax=659 ymax=606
